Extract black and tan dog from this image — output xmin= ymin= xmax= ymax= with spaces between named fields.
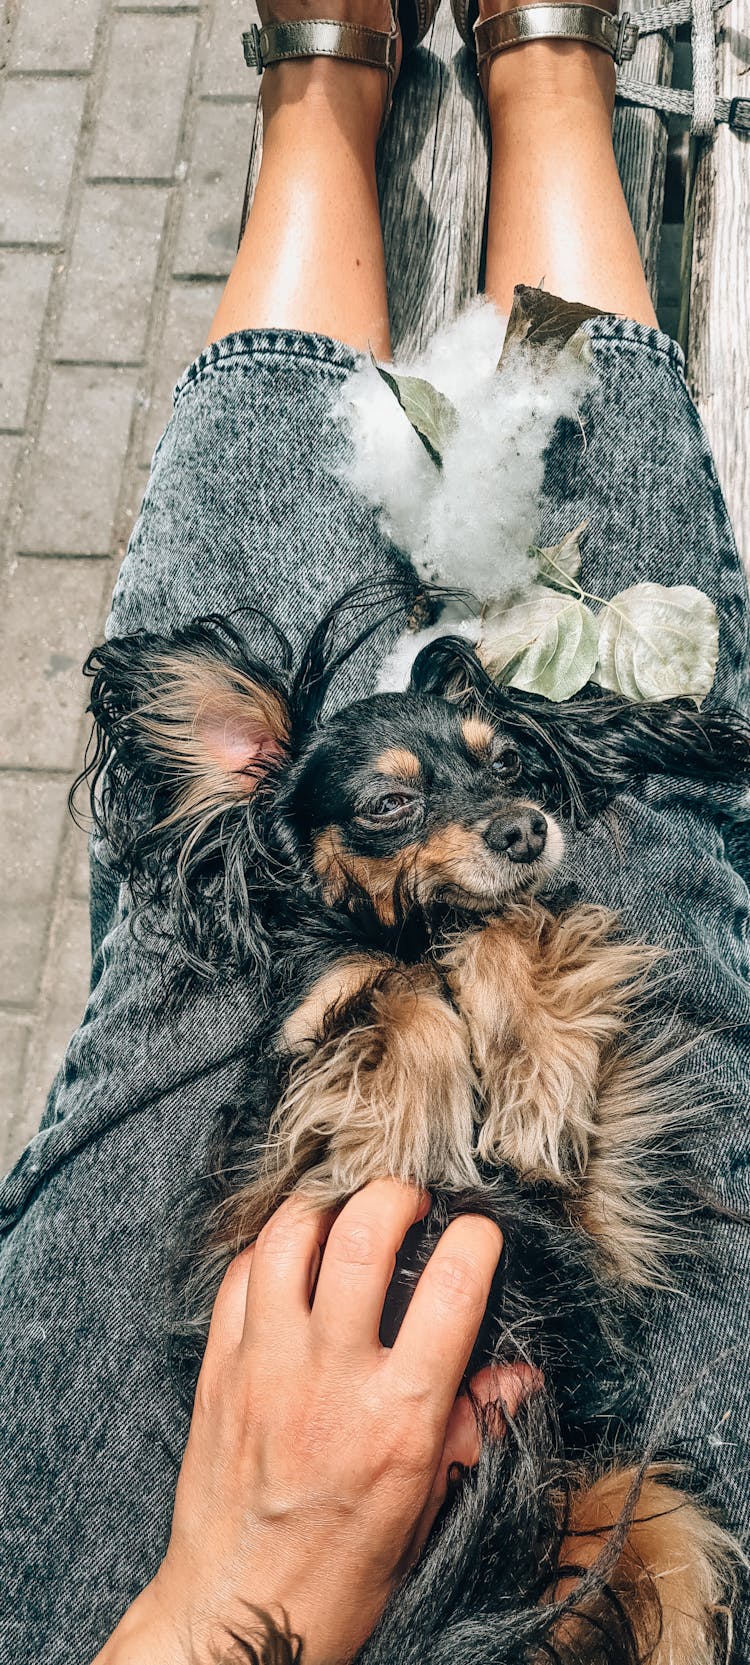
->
xmin=78 ymin=597 xmax=750 ymax=1665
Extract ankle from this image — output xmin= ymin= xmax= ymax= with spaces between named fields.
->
xmin=261 ymin=58 xmax=385 ymax=146
xmin=485 ymin=38 xmax=616 ymax=119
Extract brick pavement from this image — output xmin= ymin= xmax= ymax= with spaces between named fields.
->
xmin=0 ymin=0 xmax=259 ymax=1170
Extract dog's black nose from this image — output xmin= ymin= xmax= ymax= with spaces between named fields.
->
xmin=486 ymin=809 xmax=547 ymax=863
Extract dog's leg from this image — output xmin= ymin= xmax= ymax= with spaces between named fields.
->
xmin=549 ymin=1465 xmax=737 ymax=1664
xmin=265 ymin=958 xmax=480 ymax=1205
xmin=441 ymin=905 xmax=653 ymax=1183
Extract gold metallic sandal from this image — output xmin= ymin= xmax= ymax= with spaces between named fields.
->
xmin=450 ymin=0 xmax=639 ymax=91
xmin=243 ymin=0 xmax=437 ymax=133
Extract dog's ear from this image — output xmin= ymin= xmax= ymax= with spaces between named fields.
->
xmin=514 ymin=694 xmax=750 ymax=821
xmin=408 ymin=634 xmax=495 ymax=703
xmin=408 ymin=635 xmax=750 ymax=820
xmin=73 ymin=616 xmax=291 ymax=865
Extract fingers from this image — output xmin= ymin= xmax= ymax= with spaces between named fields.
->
xmin=206 ymin=1181 xmax=431 ymax=1368
xmin=309 ymin=1180 xmax=430 ymax=1352
xmin=391 ymin=1215 xmax=503 ymax=1426
xmin=438 ymin=1362 xmax=539 ymax=1487
xmin=467 ymin=1361 xmax=543 ymax=1434
xmin=205 ymin=1243 xmax=257 ymax=1359
xmin=241 ymin=1194 xmax=335 ymax=1346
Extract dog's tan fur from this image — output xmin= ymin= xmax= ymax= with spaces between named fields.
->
xmin=373 ymin=746 xmax=421 ymax=779
xmin=312 ymin=819 xmax=552 ymax=922
xmin=567 ymin=1036 xmax=699 ymax=1286
xmin=551 ymin=1465 xmax=739 ymax=1664
xmin=224 ymin=897 xmax=678 ymax=1293
xmin=461 ymin=716 xmax=496 ymax=758
xmin=312 ymin=828 xmax=420 ymax=922
xmin=140 ymin=654 xmax=288 ymax=785
xmin=129 ymin=653 xmax=289 ymax=857
xmin=281 ymin=957 xmax=384 ymax=1054
xmin=261 ymin=964 xmax=480 ymax=1206
xmin=440 ymin=904 xmax=656 ymax=1184
xmin=220 ymin=902 xmax=678 ymax=1297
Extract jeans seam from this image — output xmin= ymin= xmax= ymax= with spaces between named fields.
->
xmin=174 ymin=330 xmax=362 ymax=406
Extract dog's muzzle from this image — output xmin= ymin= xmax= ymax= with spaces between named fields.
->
xmin=485 ymin=809 xmax=548 ymax=864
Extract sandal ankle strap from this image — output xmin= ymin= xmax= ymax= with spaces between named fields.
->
xmin=243 ymin=17 xmax=399 ymax=76
xmin=473 ymin=3 xmax=640 ymax=68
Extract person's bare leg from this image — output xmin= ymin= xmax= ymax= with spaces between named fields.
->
xmin=207 ymin=52 xmax=394 ymax=356
xmin=483 ymin=34 xmax=658 ymax=325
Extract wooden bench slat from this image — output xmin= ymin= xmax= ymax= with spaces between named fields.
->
xmin=377 ymin=9 xmax=489 ymax=356
xmin=687 ymin=0 xmax=750 ymax=567
xmin=614 ymin=1 xmax=675 ymax=292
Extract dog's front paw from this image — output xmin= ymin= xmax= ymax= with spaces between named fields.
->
xmin=442 ymin=906 xmax=650 ymax=1184
xmin=269 ymin=963 xmax=481 ymax=1198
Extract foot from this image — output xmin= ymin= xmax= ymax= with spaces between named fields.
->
xmin=256 ymin=0 xmax=403 ymax=134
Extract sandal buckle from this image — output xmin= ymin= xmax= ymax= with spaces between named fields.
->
xmin=242 ymin=24 xmax=265 ymax=72
xmin=614 ymin=11 xmax=639 ymax=62
xmin=728 ymin=95 xmax=750 ymax=134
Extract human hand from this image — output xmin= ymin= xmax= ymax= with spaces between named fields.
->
xmin=96 ymin=1179 xmax=532 ymax=1665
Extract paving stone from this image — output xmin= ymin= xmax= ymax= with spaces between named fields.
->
xmin=173 ymin=99 xmax=252 ymax=278
xmin=70 ymin=823 xmax=92 ymax=903
xmin=56 ymin=185 xmax=168 ymax=364
xmin=0 ymin=772 xmax=69 ymax=1007
xmin=141 ymin=276 xmax=223 ymax=463
xmin=201 ymin=0 xmax=257 ymax=98
xmin=22 ymin=898 xmax=92 ymax=1134
xmin=8 ymin=0 xmax=103 ymax=72
xmin=0 ymin=78 xmax=86 ymax=244
xmin=88 ymin=14 xmax=198 ymax=182
xmin=0 ymin=1015 xmax=32 ymax=1177
xmin=19 ymin=364 xmax=138 ymax=555
xmin=0 ymin=251 xmax=53 ymax=428
xmin=0 ymin=436 xmax=20 ymax=528
xmin=0 ymin=557 xmax=108 ymax=771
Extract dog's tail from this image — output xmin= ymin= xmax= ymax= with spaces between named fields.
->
xmin=549 ymin=1463 xmax=740 ymax=1665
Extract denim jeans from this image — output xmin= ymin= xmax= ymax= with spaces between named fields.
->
xmin=2 ymin=318 xmax=750 ymax=1663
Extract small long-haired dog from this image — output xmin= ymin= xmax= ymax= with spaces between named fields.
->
xmin=76 ymin=589 xmax=750 ymax=1665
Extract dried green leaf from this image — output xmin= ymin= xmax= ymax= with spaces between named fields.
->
xmin=595 ymin=582 xmax=719 ymax=703
xmin=532 ymin=520 xmax=588 ymax=593
xmin=480 ymin=591 xmax=599 ymax=702
xmin=371 ymin=356 xmax=459 ymax=470
xmin=498 ymin=285 xmax=605 ymax=367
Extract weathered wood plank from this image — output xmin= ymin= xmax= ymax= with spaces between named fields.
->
xmin=687 ymin=0 xmax=750 ymax=566
xmin=376 ymin=9 xmax=489 ymax=354
xmin=614 ymin=2 xmax=675 ymax=293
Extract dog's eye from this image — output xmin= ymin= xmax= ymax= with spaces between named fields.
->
xmin=492 ymin=745 xmax=521 ymax=781
xmin=357 ymin=792 xmax=419 ymax=826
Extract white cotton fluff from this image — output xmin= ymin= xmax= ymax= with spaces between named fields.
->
xmin=330 ymin=296 xmax=593 ymax=612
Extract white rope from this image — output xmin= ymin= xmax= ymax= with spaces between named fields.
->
xmin=616 ymin=73 xmax=749 ymax=126
xmin=614 ymin=0 xmax=750 ymax=136
xmin=629 ymin=0 xmax=731 ymax=32
xmin=691 ymin=0 xmax=719 ymax=132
